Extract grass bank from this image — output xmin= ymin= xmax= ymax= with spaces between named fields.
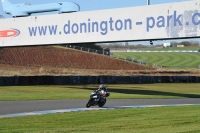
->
xmin=0 ymin=84 xmax=200 ymax=101
xmin=112 ymin=52 xmax=200 ymax=69
xmin=0 ymin=106 xmax=200 ymax=133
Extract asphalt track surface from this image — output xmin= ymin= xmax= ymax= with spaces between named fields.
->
xmin=0 ymin=99 xmax=200 ymax=116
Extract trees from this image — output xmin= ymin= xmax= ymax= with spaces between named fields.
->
xmin=125 ymin=42 xmax=129 ymax=49
xmin=178 ymin=41 xmax=200 ymax=46
xmin=77 ymin=40 xmax=200 ymax=50
xmin=171 ymin=41 xmax=178 ymax=47
xmin=179 ymin=41 xmax=190 ymax=46
xmin=190 ymin=41 xmax=199 ymax=46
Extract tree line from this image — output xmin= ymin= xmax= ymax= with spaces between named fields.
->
xmin=97 ymin=41 xmax=200 ymax=49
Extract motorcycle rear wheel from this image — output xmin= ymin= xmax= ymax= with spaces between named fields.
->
xmin=98 ymin=99 xmax=106 ymax=107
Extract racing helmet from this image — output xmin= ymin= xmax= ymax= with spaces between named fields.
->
xmin=99 ymin=84 xmax=105 ymax=89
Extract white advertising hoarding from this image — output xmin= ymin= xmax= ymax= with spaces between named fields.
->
xmin=0 ymin=0 xmax=200 ymax=47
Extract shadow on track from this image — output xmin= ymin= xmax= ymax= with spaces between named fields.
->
xmin=71 ymin=85 xmax=200 ymax=98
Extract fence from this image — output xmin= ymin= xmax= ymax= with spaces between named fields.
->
xmin=68 ymin=45 xmax=199 ymax=69
xmin=66 ymin=45 xmax=110 ymax=56
xmin=66 ymin=45 xmax=154 ymax=67
xmin=110 ymin=54 xmax=147 ymax=65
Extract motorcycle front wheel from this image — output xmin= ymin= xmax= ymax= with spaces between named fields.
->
xmin=86 ymin=99 xmax=92 ymax=108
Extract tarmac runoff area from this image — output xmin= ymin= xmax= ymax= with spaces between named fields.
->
xmin=0 ymin=99 xmax=200 ymax=118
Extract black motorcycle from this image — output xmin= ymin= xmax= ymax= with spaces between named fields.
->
xmin=86 ymin=90 xmax=110 ymax=108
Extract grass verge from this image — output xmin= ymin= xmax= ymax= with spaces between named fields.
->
xmin=0 ymin=84 xmax=200 ymax=101
xmin=112 ymin=52 xmax=200 ymax=69
xmin=0 ymin=106 xmax=200 ymax=133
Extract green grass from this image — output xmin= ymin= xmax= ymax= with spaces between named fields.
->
xmin=0 ymin=106 xmax=200 ymax=133
xmin=1 ymin=84 xmax=200 ymax=132
xmin=112 ymin=52 xmax=200 ymax=69
xmin=0 ymin=84 xmax=200 ymax=101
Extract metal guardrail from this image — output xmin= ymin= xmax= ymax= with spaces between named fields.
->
xmin=110 ymin=54 xmax=148 ymax=65
xmin=66 ymin=45 xmax=163 ymax=69
xmin=66 ymin=45 xmax=150 ymax=65
xmin=66 ymin=45 xmax=110 ymax=56
xmin=111 ymin=54 xmax=165 ymax=69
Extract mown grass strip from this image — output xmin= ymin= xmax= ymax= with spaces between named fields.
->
xmin=177 ymin=53 xmax=195 ymax=66
xmin=0 ymin=84 xmax=200 ymax=101
xmin=113 ymin=52 xmax=200 ymax=68
xmin=149 ymin=53 xmax=165 ymax=64
xmin=0 ymin=105 xmax=200 ymax=133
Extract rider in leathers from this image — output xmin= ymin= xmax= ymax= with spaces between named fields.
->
xmin=96 ymin=84 xmax=109 ymax=101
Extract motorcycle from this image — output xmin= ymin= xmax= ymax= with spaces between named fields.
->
xmin=86 ymin=90 xmax=110 ymax=108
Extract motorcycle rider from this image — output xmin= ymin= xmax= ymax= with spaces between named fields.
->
xmin=96 ymin=84 xmax=109 ymax=97
xmin=86 ymin=84 xmax=110 ymax=108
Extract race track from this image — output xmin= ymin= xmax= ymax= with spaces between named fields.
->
xmin=0 ymin=99 xmax=200 ymax=116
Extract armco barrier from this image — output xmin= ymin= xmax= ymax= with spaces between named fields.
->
xmin=0 ymin=76 xmax=199 ymax=86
